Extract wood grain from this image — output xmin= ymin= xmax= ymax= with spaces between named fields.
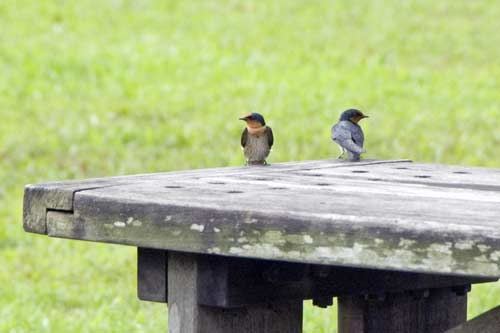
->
xmin=137 ymin=247 xmax=168 ymax=302
xmin=24 ymin=159 xmax=500 ymax=277
xmin=24 ymin=159 xmax=390 ymax=233
xmin=167 ymin=252 xmax=302 ymax=333
xmin=338 ymin=288 xmax=467 ymax=333
xmin=194 ymin=255 xmax=489 ymax=308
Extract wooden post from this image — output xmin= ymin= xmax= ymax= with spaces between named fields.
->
xmin=167 ymin=252 xmax=303 ymax=333
xmin=338 ymin=288 xmax=467 ymax=333
xmin=137 ymin=248 xmax=168 ymax=302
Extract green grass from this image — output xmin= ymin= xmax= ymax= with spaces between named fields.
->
xmin=1 ymin=0 xmax=499 ymax=331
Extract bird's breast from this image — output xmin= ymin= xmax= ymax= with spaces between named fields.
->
xmin=243 ymin=134 xmax=271 ymax=161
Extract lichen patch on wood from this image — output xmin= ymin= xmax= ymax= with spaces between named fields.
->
xmin=190 ymin=224 xmax=205 ymax=232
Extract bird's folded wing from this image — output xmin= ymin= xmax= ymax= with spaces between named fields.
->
xmin=332 ymin=125 xmax=365 ymax=154
xmin=265 ymin=126 xmax=274 ymax=148
xmin=241 ymin=128 xmax=248 ymax=147
xmin=336 ymin=139 xmax=366 ymax=154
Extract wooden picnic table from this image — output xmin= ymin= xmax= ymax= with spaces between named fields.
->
xmin=23 ymin=159 xmax=500 ymax=332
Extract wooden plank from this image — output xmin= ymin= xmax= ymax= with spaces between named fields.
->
xmin=130 ymin=177 xmax=500 ymax=227
xmin=295 ymin=162 xmax=500 ymax=190
xmin=338 ymin=288 xmax=467 ymax=333
xmin=445 ymin=305 xmax=500 ymax=333
xmin=23 ymin=159 xmax=405 ymax=234
xmin=23 ymin=184 xmax=78 ymax=234
xmin=138 ymin=252 xmax=492 ymax=306
xmin=23 ymin=166 xmax=251 ymax=234
xmin=423 ymin=288 xmax=468 ymax=332
xmin=194 ymin=255 xmax=491 ymax=308
xmin=137 ymin=248 xmax=168 ymax=302
xmin=27 ymin=159 xmax=500 ymax=277
xmin=167 ymin=252 xmax=302 ymax=333
xmin=44 ymin=184 xmax=500 ymax=277
xmin=23 ymin=176 xmax=156 ymax=234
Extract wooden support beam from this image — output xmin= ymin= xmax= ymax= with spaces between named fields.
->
xmin=138 ymin=252 xmax=492 ymax=308
xmin=338 ymin=288 xmax=467 ymax=333
xmin=167 ymin=252 xmax=303 ymax=333
xmin=445 ymin=305 xmax=500 ymax=333
xmin=197 ymin=256 xmax=488 ymax=308
xmin=137 ymin=248 xmax=168 ymax=302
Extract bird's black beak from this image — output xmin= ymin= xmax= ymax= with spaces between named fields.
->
xmin=239 ymin=117 xmax=247 ymax=121
xmin=362 ymin=115 xmax=369 ymax=119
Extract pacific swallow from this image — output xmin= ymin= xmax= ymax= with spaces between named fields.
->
xmin=331 ymin=109 xmax=368 ymax=161
xmin=239 ymin=113 xmax=274 ymax=166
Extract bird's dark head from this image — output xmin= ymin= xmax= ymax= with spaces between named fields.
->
xmin=339 ymin=109 xmax=368 ymax=123
xmin=239 ymin=113 xmax=266 ymax=127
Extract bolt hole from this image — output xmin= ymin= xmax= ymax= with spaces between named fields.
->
xmin=165 ymin=185 xmax=183 ymax=188
xmin=453 ymin=171 xmax=470 ymax=175
xmin=208 ymin=181 xmax=226 ymax=185
xmin=394 ymin=167 xmax=409 ymax=170
xmin=305 ymin=173 xmax=323 ymax=177
xmin=414 ymin=175 xmax=431 ymax=179
xmin=368 ymin=178 xmax=383 ymax=181
xmin=254 ymin=177 xmax=270 ymax=181
xmin=316 ymin=183 xmax=331 ymax=186
xmin=270 ymin=187 xmax=286 ymax=190
xmin=352 ymin=170 xmax=369 ymax=173
xmin=227 ymin=190 xmax=244 ymax=194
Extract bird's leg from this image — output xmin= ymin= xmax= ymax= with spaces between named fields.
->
xmin=337 ymin=146 xmax=345 ymax=159
xmin=347 ymin=152 xmax=360 ymax=162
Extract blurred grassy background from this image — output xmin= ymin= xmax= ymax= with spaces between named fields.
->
xmin=1 ymin=0 xmax=499 ymax=331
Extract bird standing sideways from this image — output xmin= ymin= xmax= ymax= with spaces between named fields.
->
xmin=239 ymin=113 xmax=274 ymax=166
xmin=331 ymin=109 xmax=368 ymax=161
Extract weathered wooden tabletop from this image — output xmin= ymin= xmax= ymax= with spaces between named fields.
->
xmin=24 ymin=159 xmax=500 ymax=278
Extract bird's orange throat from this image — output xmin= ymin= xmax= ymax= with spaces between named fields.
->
xmin=247 ymin=125 xmax=266 ymax=135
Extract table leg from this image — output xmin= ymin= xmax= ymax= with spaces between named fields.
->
xmin=338 ymin=288 xmax=467 ymax=333
xmin=138 ymin=247 xmax=167 ymax=302
xmin=167 ymin=252 xmax=303 ymax=333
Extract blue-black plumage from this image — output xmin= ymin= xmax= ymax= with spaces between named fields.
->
xmin=331 ymin=109 xmax=368 ymax=161
xmin=239 ymin=113 xmax=274 ymax=166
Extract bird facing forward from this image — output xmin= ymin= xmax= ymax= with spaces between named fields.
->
xmin=239 ymin=113 xmax=274 ymax=166
xmin=331 ymin=109 xmax=368 ymax=161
